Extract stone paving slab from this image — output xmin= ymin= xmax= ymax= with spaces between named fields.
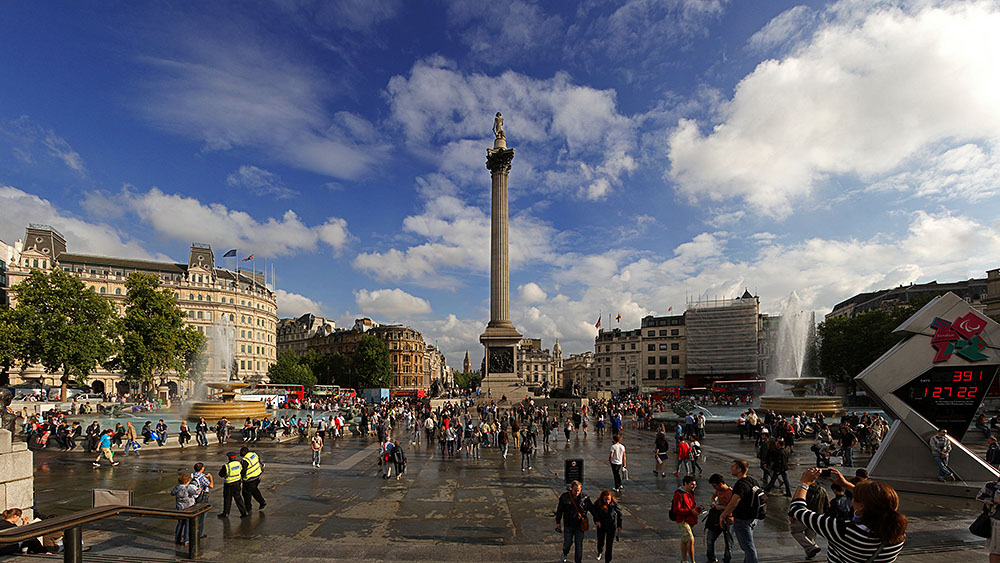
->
xmin=22 ymin=425 xmax=992 ymax=562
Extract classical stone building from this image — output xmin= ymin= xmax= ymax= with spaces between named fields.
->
xmin=593 ymin=328 xmax=642 ymax=392
xmin=639 ymin=314 xmax=686 ymax=390
xmin=276 ymin=313 xmax=335 ymax=356
xmin=5 ymin=224 xmax=278 ymax=395
xmin=516 ymin=338 xmax=562 ymax=389
xmin=987 ymin=269 xmax=1000 ymax=321
xmin=827 ymin=278 xmax=989 ymax=319
xmin=562 ymin=351 xmax=593 ymax=394
xmin=424 ymin=344 xmax=451 ymax=390
xmin=292 ymin=317 xmax=429 ymax=391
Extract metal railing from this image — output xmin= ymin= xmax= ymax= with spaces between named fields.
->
xmin=0 ymin=502 xmax=212 ymax=563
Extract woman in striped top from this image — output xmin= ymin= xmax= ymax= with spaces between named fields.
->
xmin=789 ymin=468 xmax=907 ymax=562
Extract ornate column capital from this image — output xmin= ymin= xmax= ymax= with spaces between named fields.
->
xmin=486 ymin=147 xmax=515 ymax=173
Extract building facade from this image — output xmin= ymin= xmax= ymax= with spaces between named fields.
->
xmin=291 ymin=317 xmax=429 ymax=391
xmin=593 ymin=328 xmax=642 ymax=392
xmin=684 ymin=291 xmax=761 ymax=387
xmin=639 ymin=314 xmax=686 ymax=390
xmin=5 ymin=224 xmax=278 ymax=395
xmin=516 ymin=338 xmax=563 ymax=390
xmin=827 ymin=278 xmax=989 ymax=319
xmin=562 ymin=351 xmax=593 ymax=395
xmin=276 ymin=313 xmax=335 ymax=356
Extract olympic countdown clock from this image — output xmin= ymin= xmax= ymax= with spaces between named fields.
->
xmin=855 ymin=292 xmax=1000 ymax=493
xmin=892 ymin=364 xmax=999 ymax=439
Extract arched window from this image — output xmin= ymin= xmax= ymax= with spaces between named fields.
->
xmin=197 ymin=311 xmax=203 ymax=319
xmin=188 ymin=293 xmax=194 ymax=300
xmin=99 ymin=287 xmax=106 ymax=294
xmin=115 ymin=288 xmax=122 ymax=295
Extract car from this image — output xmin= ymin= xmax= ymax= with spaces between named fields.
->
xmin=76 ymin=393 xmax=104 ymax=400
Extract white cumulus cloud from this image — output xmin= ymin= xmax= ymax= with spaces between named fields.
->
xmin=355 ymin=288 xmax=432 ymax=317
xmin=668 ymin=1 xmax=1000 ymax=218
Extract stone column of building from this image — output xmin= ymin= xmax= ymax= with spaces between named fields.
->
xmin=480 ymin=112 xmax=523 ymax=402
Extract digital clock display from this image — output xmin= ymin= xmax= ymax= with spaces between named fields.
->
xmin=892 ymin=364 xmax=999 ymax=440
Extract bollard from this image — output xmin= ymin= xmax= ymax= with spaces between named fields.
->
xmin=187 ymin=515 xmax=201 ymax=559
xmin=64 ymin=526 xmax=83 ymax=563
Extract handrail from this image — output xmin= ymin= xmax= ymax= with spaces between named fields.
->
xmin=0 ymin=502 xmax=212 ymax=562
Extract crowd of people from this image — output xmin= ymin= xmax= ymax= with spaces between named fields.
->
xmin=4 ymin=388 xmax=931 ymax=562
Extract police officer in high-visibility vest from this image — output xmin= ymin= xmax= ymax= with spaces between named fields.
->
xmin=239 ymin=446 xmax=267 ymax=511
xmin=217 ymin=452 xmax=248 ymax=518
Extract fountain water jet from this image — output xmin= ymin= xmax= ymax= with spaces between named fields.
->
xmin=184 ymin=316 xmax=268 ymax=421
xmin=759 ymin=291 xmax=842 ymax=415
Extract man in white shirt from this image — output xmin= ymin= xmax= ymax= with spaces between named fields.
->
xmin=609 ymin=434 xmax=627 ymax=493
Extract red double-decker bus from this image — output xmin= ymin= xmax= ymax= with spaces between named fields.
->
xmin=711 ymin=379 xmax=766 ymax=396
xmin=239 ymin=383 xmax=305 ymax=405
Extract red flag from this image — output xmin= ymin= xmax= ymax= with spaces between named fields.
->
xmin=594 ymin=315 xmax=601 ymax=329
xmin=668 ymin=306 xmax=672 ymax=312
xmin=242 ymin=254 xmax=254 ymax=262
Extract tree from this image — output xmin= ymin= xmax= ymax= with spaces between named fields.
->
xmin=9 ymin=269 xmax=116 ymax=399
xmin=453 ymin=370 xmax=481 ymax=390
xmin=0 ymin=309 xmax=22 ymax=386
xmin=353 ymin=334 xmax=392 ymax=388
xmin=114 ymin=273 xmax=205 ymax=392
xmin=267 ymin=351 xmax=316 ymax=389
xmin=816 ymin=301 xmax=930 ymax=394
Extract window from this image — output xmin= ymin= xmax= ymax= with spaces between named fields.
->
xmin=605 ymin=345 xmax=610 ymax=352
xmin=660 ymin=369 xmax=669 ymax=378
xmin=630 ymin=343 xmax=636 ymax=350
xmin=620 ymin=344 xmax=625 ymax=351
xmin=671 ymin=329 xmax=679 ymax=336
xmin=647 ymin=344 xmax=655 ymax=351
xmin=115 ymin=288 xmax=122 ymax=295
xmin=647 ymin=330 xmax=654 ymax=337
xmin=605 ymin=368 xmax=610 ymax=377
xmin=188 ymin=293 xmax=194 ymax=300
xmin=229 ymin=314 xmax=235 ymax=321
xmin=99 ymin=287 xmax=105 ymax=294
xmin=241 ymin=330 xmax=246 ymax=338
xmin=647 ymin=369 xmax=656 ymax=378
xmin=659 ymin=356 xmax=668 ymax=364
xmin=671 ymin=343 xmax=679 ymax=350
xmin=659 ymin=330 xmax=667 ymax=336
xmin=659 ymin=344 xmax=668 ymax=350
xmin=671 ymin=356 xmax=680 ymax=364
xmin=196 ymin=294 xmax=202 ymax=301
xmin=32 ymin=259 xmax=38 ymax=268
xmin=647 ymin=357 xmax=655 ymax=365
xmin=240 ymin=360 xmax=245 ymax=369
xmin=196 ymin=311 xmax=203 ymax=319
xmin=240 ymin=345 xmax=245 ymax=353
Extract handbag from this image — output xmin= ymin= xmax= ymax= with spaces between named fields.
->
xmin=569 ymin=493 xmax=589 ymax=532
xmin=970 ymin=507 xmax=993 ymax=538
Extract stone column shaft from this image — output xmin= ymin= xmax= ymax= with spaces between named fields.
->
xmin=486 ymin=147 xmax=515 ymax=329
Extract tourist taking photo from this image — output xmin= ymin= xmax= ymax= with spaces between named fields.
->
xmin=789 ymin=468 xmax=907 ymax=562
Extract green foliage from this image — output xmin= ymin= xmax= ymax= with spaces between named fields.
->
xmin=817 ymin=302 xmax=926 ymax=392
xmin=267 ymin=350 xmax=317 ymax=389
xmin=8 ymin=269 xmax=116 ymax=398
xmin=353 ymin=334 xmax=393 ymax=388
xmin=115 ymin=273 xmax=205 ymax=391
xmin=453 ymin=370 xmax=481 ymax=389
xmin=0 ymin=309 xmax=21 ymax=385
xmin=300 ymin=349 xmax=351 ymax=387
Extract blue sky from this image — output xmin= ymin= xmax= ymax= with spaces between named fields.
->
xmin=2 ymin=0 xmax=1000 ymax=370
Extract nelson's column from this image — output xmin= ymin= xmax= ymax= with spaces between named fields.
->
xmin=480 ymin=112 xmax=522 ymax=401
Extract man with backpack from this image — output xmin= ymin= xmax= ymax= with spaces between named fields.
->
xmin=718 ymin=459 xmax=761 ymax=563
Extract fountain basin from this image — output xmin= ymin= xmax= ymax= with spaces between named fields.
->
xmin=186 ymin=382 xmax=269 ymax=422
xmin=758 ymin=395 xmax=843 ymax=416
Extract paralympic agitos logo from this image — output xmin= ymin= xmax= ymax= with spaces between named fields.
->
xmin=930 ymin=312 xmax=989 ymax=363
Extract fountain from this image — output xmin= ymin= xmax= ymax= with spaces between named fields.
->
xmin=184 ymin=317 xmax=268 ymax=422
xmin=759 ymin=292 xmax=843 ymax=416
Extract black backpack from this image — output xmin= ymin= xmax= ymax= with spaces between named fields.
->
xmin=739 ymin=477 xmax=768 ymax=520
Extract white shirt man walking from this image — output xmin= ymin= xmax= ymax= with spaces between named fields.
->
xmin=609 ymin=434 xmax=627 ymax=493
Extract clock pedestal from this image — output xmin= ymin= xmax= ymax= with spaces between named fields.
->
xmin=856 ymin=292 xmax=1000 ymax=497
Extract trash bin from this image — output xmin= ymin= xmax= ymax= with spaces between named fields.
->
xmin=564 ymin=458 xmax=584 ymax=484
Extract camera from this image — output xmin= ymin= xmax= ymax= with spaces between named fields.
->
xmin=820 ymin=469 xmax=832 ymax=478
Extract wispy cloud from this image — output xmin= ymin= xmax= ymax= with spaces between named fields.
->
xmin=226 ymin=165 xmax=298 ymax=199
xmin=1 ymin=116 xmax=86 ymax=176
xmin=134 ymin=28 xmax=389 ymax=180
xmin=355 ymin=288 xmax=432 ymax=316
